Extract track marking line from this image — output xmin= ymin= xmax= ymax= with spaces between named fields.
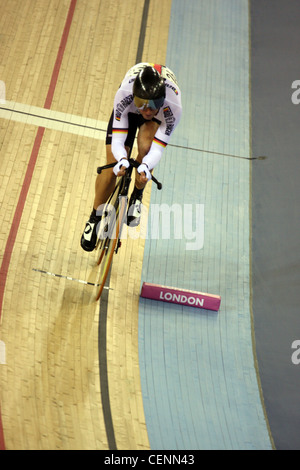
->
xmin=32 ymin=268 xmax=113 ymax=290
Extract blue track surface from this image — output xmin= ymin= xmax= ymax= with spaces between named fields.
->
xmin=138 ymin=0 xmax=273 ymax=450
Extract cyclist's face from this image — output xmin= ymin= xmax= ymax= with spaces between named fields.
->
xmin=139 ymin=107 xmax=158 ymax=120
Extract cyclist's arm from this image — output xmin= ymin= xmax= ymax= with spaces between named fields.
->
xmin=111 ymin=130 xmax=128 ymax=161
xmin=142 ymin=102 xmax=182 ymax=170
xmin=110 ymin=87 xmax=133 ymax=162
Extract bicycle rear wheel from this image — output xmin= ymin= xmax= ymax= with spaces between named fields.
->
xmin=95 ymin=195 xmax=127 ymax=300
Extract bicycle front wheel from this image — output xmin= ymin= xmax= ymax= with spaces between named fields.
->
xmin=95 ymin=196 xmax=127 ymax=300
xmin=95 ymin=177 xmax=121 ymax=266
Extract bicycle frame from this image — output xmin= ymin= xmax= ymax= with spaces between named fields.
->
xmin=94 ymin=158 xmax=162 ymax=300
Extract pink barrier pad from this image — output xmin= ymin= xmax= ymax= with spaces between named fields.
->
xmin=141 ymin=282 xmax=221 ymax=311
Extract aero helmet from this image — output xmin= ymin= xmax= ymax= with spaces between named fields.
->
xmin=133 ymin=66 xmax=165 ymax=110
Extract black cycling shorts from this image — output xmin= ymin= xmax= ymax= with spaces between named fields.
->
xmin=105 ymin=110 xmax=161 ymax=149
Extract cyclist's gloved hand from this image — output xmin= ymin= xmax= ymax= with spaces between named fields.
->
xmin=113 ymin=158 xmax=130 ymax=176
xmin=137 ymin=163 xmax=152 ymax=181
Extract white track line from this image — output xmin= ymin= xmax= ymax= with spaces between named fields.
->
xmin=32 ymin=268 xmax=113 ymax=289
xmin=0 ymin=100 xmax=108 ymax=140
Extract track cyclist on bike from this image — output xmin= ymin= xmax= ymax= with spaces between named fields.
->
xmin=81 ymin=62 xmax=182 ymax=252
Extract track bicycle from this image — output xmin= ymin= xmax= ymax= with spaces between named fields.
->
xmin=94 ymin=158 xmax=162 ymax=300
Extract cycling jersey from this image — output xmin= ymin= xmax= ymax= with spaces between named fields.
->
xmin=111 ymin=62 xmax=182 ymax=170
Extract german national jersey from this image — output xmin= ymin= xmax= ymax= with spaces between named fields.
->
xmin=111 ymin=62 xmax=182 ymax=170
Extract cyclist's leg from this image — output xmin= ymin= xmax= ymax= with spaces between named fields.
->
xmin=82 ymin=111 xmax=120 ymax=251
xmin=93 ymin=144 xmax=117 ymax=213
xmin=127 ymin=119 xmax=159 ymax=227
xmin=94 ymin=110 xmax=118 ymax=212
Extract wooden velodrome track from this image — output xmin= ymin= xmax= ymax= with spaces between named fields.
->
xmin=0 ymin=0 xmax=173 ymax=450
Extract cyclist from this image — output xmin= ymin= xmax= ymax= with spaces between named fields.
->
xmin=81 ymin=62 xmax=182 ymax=252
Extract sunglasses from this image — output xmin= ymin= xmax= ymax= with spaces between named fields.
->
xmin=134 ymin=95 xmax=165 ymax=110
